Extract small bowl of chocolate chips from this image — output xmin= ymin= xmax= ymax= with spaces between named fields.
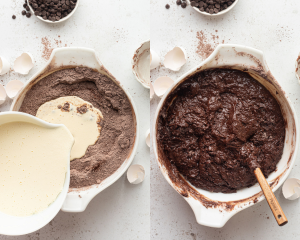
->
xmin=27 ymin=0 xmax=79 ymax=23
xmin=186 ymin=0 xmax=239 ymax=16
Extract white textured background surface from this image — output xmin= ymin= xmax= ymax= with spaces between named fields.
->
xmin=151 ymin=0 xmax=300 ymax=239
xmin=0 ymin=0 xmax=150 ymax=239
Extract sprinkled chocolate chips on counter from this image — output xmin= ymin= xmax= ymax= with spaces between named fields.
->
xmin=28 ymin=0 xmax=77 ymax=22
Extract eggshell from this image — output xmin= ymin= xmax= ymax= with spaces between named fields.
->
xmin=150 ymin=50 xmax=160 ymax=70
xmin=150 ymin=82 xmax=154 ymax=100
xmin=164 ymin=46 xmax=187 ymax=71
xmin=295 ymin=55 xmax=300 ymax=84
xmin=127 ymin=164 xmax=145 ymax=184
xmin=146 ymin=129 xmax=150 ymax=147
xmin=6 ymin=80 xmax=24 ymax=99
xmin=153 ymin=76 xmax=174 ymax=98
xmin=0 ymin=84 xmax=7 ymax=105
xmin=132 ymin=41 xmax=150 ymax=89
xmin=0 ymin=57 xmax=10 ymax=75
xmin=282 ymin=178 xmax=300 ymax=200
xmin=14 ymin=53 xmax=34 ymax=75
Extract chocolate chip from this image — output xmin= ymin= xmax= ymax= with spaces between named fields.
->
xmin=181 ymin=2 xmax=187 ymax=8
xmin=165 ymin=4 xmax=170 ymax=9
xmin=26 ymin=12 xmax=31 ymax=18
xmin=26 ymin=6 xmax=30 ymax=11
xmin=12 ymin=15 xmax=16 ymax=19
xmin=190 ymin=1 xmax=196 ymax=7
xmin=176 ymin=0 xmax=181 ymax=5
xmin=22 ymin=10 xmax=26 ymax=15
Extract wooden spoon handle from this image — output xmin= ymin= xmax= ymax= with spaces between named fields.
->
xmin=254 ymin=168 xmax=288 ymax=226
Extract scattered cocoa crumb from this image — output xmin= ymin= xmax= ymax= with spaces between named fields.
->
xmin=41 ymin=37 xmax=54 ymax=61
xmin=62 ymin=102 xmax=70 ymax=112
xmin=196 ymin=30 xmax=224 ymax=60
xmin=41 ymin=37 xmax=67 ymax=60
xmin=77 ymin=104 xmax=88 ymax=114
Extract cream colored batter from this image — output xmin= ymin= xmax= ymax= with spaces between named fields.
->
xmin=0 ymin=122 xmax=73 ymax=217
xmin=36 ymin=96 xmax=103 ymax=161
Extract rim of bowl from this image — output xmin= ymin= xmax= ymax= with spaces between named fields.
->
xmin=186 ymin=0 xmax=239 ymax=16
xmin=28 ymin=0 xmax=80 ymax=24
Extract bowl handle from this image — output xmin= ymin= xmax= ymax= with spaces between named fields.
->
xmin=186 ymin=197 xmax=237 ymax=228
xmin=61 ymin=193 xmax=92 ymax=213
xmin=207 ymin=44 xmax=269 ymax=73
xmin=48 ymin=47 xmax=103 ymax=70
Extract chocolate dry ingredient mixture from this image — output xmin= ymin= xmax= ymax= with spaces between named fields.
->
xmin=20 ymin=67 xmax=135 ymax=188
xmin=157 ymin=69 xmax=285 ymax=193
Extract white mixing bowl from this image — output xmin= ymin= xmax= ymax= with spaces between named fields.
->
xmin=0 ymin=112 xmax=74 ymax=236
xmin=11 ymin=47 xmax=139 ymax=213
xmin=153 ymin=44 xmax=298 ymax=228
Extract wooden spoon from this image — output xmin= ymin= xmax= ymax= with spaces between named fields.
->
xmin=254 ymin=168 xmax=288 ymax=226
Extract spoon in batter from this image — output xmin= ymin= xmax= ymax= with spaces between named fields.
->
xmin=242 ymin=144 xmax=288 ymax=226
xmin=254 ymin=168 xmax=288 ymax=226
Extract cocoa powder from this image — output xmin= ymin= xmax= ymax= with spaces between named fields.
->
xmin=20 ymin=67 xmax=135 ymax=189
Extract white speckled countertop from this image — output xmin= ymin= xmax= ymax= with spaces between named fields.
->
xmin=151 ymin=0 xmax=300 ymax=239
xmin=0 ymin=0 xmax=149 ymax=239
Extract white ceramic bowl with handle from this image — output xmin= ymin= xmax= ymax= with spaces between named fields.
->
xmin=153 ymin=44 xmax=298 ymax=228
xmin=11 ymin=47 xmax=139 ymax=213
xmin=0 ymin=112 xmax=74 ymax=236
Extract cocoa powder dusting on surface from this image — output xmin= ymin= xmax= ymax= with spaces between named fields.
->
xmin=41 ymin=37 xmax=53 ymax=61
xmin=41 ymin=37 xmax=68 ymax=60
xmin=196 ymin=30 xmax=224 ymax=60
xmin=20 ymin=67 xmax=135 ymax=189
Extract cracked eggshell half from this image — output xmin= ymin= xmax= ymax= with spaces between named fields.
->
xmin=146 ymin=129 xmax=150 ymax=147
xmin=164 ymin=46 xmax=187 ymax=71
xmin=295 ymin=54 xmax=300 ymax=84
xmin=132 ymin=40 xmax=150 ymax=89
xmin=14 ymin=53 xmax=34 ymax=75
xmin=153 ymin=76 xmax=174 ymax=98
xmin=127 ymin=164 xmax=145 ymax=184
xmin=150 ymin=50 xmax=160 ymax=70
xmin=282 ymin=178 xmax=300 ymax=200
xmin=0 ymin=57 xmax=10 ymax=75
xmin=150 ymin=82 xmax=154 ymax=100
xmin=6 ymin=80 xmax=24 ymax=99
xmin=0 ymin=84 xmax=7 ymax=105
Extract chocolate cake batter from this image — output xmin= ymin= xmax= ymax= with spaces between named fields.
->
xmin=20 ymin=67 xmax=135 ymax=189
xmin=157 ymin=69 xmax=285 ymax=193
